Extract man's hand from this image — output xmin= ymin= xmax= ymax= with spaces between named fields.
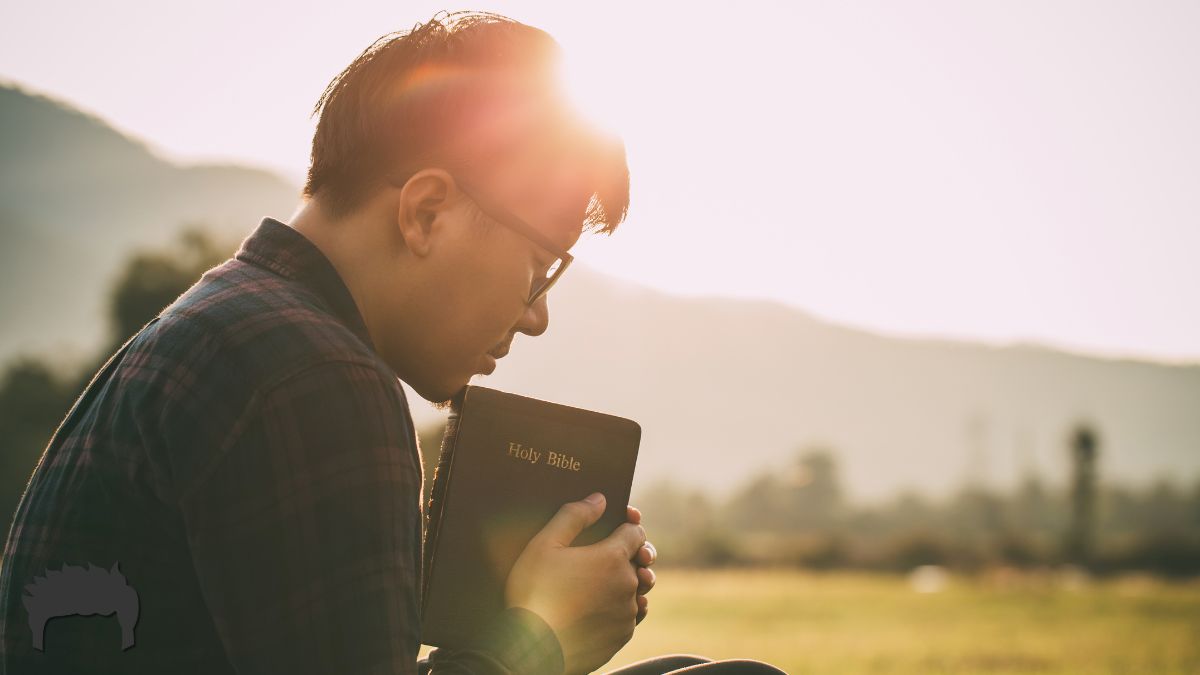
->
xmin=505 ymin=493 xmax=646 ymax=675
xmin=625 ymin=505 xmax=657 ymax=624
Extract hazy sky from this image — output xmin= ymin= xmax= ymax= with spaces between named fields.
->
xmin=3 ymin=0 xmax=1197 ymax=363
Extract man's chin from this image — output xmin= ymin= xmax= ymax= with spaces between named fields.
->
xmin=420 ymin=381 xmax=469 ymax=411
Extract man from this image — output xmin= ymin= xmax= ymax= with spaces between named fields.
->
xmin=1 ymin=10 xmax=785 ymax=675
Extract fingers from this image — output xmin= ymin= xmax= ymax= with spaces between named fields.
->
xmin=625 ymin=508 xmax=654 ymax=567
xmin=626 ymin=505 xmax=642 ymax=524
xmin=635 ymin=594 xmax=649 ymax=624
xmin=636 ymin=565 xmax=655 ymax=595
xmin=535 ymin=493 xmax=607 ymax=548
xmin=609 ymin=521 xmax=647 ymax=560
xmin=635 ymin=541 xmax=656 ymax=567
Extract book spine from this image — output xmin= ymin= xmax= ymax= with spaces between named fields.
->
xmin=420 ymin=387 xmax=468 ymax=615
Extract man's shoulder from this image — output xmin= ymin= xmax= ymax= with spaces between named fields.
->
xmin=146 ymin=257 xmax=384 ymax=385
xmin=118 ymin=255 xmax=403 ymax=446
xmin=120 ymin=257 xmax=407 ymax=501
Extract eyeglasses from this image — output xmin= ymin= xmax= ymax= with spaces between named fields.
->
xmin=451 ymin=175 xmax=575 ymax=307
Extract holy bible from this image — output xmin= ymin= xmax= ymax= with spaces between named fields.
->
xmin=420 ymin=385 xmax=641 ymax=648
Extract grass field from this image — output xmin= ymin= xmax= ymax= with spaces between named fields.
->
xmin=594 ymin=568 xmax=1200 ymax=674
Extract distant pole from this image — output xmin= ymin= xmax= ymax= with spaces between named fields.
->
xmin=1065 ymin=424 xmax=1099 ymax=566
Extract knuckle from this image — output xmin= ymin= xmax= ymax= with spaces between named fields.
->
xmin=563 ymin=501 xmax=587 ymax=518
xmin=607 ymin=560 xmax=635 ymax=591
xmin=609 ymin=546 xmax=630 ymax=571
xmin=620 ymin=523 xmax=644 ymax=550
xmin=622 ymin=568 xmax=640 ymax=594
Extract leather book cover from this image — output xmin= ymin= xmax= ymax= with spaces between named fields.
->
xmin=420 ymin=385 xmax=641 ymax=649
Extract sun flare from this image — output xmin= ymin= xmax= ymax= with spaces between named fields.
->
xmin=556 ymin=45 xmax=628 ymax=142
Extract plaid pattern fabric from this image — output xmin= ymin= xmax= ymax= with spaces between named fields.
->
xmin=0 ymin=218 xmax=564 ymax=675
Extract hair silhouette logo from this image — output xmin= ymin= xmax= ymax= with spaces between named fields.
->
xmin=23 ymin=562 xmax=140 ymax=651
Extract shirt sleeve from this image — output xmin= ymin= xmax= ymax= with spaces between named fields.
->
xmin=176 ymin=358 xmax=563 ymax=675
xmin=424 ymin=606 xmax=565 ymax=674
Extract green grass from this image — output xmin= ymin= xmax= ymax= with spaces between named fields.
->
xmin=597 ymin=568 xmax=1200 ymax=674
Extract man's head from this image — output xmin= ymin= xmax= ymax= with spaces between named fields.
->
xmin=295 ymin=11 xmax=629 ymax=406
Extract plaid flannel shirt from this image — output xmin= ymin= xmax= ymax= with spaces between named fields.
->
xmin=0 ymin=217 xmax=565 ymax=675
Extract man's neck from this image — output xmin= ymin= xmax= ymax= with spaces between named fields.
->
xmin=285 ymin=199 xmax=395 ymax=354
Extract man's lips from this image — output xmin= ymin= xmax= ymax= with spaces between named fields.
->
xmin=479 ymin=345 xmax=508 ymax=375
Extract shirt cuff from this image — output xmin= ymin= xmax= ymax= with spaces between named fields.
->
xmin=429 ymin=606 xmax=564 ymax=675
xmin=480 ymin=606 xmax=565 ymax=675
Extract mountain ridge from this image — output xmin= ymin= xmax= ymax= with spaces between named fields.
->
xmin=0 ymin=82 xmax=298 ymax=362
xmin=3 ymin=81 xmax=1196 ymax=501
xmin=455 ymin=267 xmax=1199 ymax=502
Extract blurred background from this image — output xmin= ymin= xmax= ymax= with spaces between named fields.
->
xmin=2 ymin=1 xmax=1198 ymax=673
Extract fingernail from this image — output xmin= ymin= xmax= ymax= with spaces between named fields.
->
xmin=585 ymin=492 xmax=605 ymax=505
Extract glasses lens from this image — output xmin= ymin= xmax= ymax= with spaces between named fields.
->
xmin=529 ymin=257 xmax=565 ymax=304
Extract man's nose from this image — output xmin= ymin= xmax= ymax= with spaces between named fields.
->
xmin=515 ymin=293 xmax=550 ymax=337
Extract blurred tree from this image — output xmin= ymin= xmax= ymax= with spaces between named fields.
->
xmin=781 ymin=448 xmax=844 ymax=531
xmin=795 ymin=533 xmax=851 ymax=570
xmin=72 ymin=225 xmax=233 ymax=395
xmin=1142 ymin=477 xmax=1191 ymax=532
xmin=867 ymin=490 xmax=939 ymax=536
xmin=882 ymin=531 xmax=951 ymax=570
xmin=1101 ymin=532 xmax=1200 ymax=578
xmin=631 ymin=479 xmax=735 ymax=566
xmin=108 ymin=227 xmax=228 ymax=348
xmin=947 ymin=485 xmax=1006 ymax=541
xmin=0 ymin=225 xmax=232 ymax=531
xmin=682 ymin=527 xmax=741 ymax=567
xmin=725 ymin=471 xmax=788 ymax=532
xmin=0 ymin=358 xmax=74 ymax=526
xmin=726 ymin=447 xmax=846 ymax=534
xmin=1009 ymin=471 xmax=1059 ymax=536
xmin=635 ymin=479 xmax=722 ymax=536
xmin=1192 ymin=477 xmax=1200 ymax=529
xmin=1103 ymin=483 xmax=1137 ymax=535
xmin=995 ymin=531 xmax=1040 ymax=567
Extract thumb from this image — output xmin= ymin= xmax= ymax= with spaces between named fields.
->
xmin=533 ymin=492 xmax=606 ymax=548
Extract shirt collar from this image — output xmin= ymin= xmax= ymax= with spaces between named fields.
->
xmin=234 ymin=217 xmax=376 ymax=352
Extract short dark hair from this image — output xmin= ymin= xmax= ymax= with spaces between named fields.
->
xmin=303 ymin=10 xmax=629 ymax=235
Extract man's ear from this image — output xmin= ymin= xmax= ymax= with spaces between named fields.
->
xmin=395 ymin=168 xmax=456 ymax=258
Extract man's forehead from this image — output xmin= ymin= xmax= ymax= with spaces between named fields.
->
xmin=460 ymin=94 xmax=606 ymax=249
xmin=538 ymin=188 xmax=589 ymax=249
xmin=480 ymin=157 xmax=592 ymax=251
